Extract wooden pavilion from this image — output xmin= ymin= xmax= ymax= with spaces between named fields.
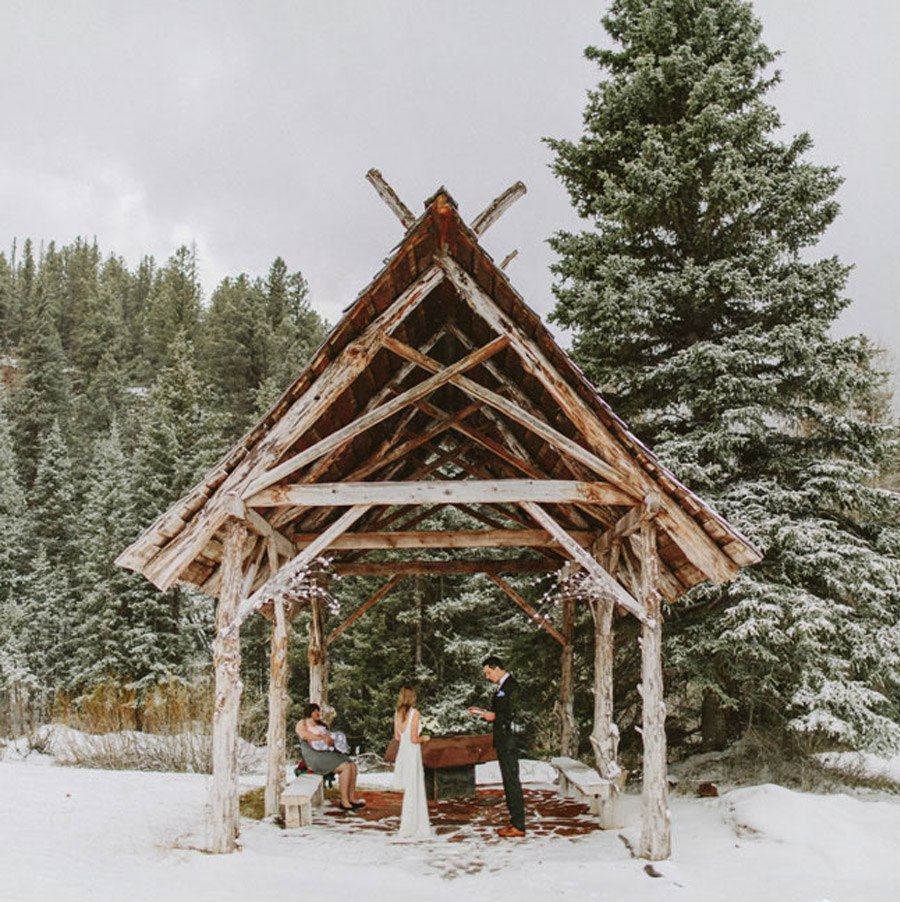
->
xmin=117 ymin=173 xmax=760 ymax=860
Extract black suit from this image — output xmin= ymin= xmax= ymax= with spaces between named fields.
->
xmin=491 ymin=674 xmax=525 ymax=830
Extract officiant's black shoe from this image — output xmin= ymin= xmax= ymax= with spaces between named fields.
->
xmin=350 ymin=800 xmax=366 ymax=809
xmin=497 ymin=825 xmax=526 ymax=837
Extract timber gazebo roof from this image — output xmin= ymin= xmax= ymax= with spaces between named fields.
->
xmin=117 ymin=182 xmax=761 ymax=620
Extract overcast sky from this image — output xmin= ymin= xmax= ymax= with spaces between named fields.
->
xmin=2 ymin=1 xmax=898 ymax=383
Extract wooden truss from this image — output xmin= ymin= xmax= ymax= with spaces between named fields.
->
xmin=117 ymin=176 xmax=760 ymax=860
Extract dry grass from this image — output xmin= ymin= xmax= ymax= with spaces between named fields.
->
xmin=239 ymin=786 xmax=266 ymax=820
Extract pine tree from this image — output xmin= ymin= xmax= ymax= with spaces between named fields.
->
xmin=145 ymin=246 xmax=202 ymax=369
xmin=547 ymin=0 xmax=900 ymax=753
xmin=265 ymin=258 xmax=327 ymax=392
xmin=71 ymin=426 xmax=150 ymax=688
xmin=8 ymin=254 xmax=72 ymax=481
xmin=0 ymin=400 xmax=33 ymax=693
xmin=125 ymin=335 xmax=227 ymax=685
xmin=200 ymin=273 xmax=270 ymax=431
xmin=31 ymin=421 xmax=79 ymax=572
xmin=0 ymin=251 xmax=15 ymax=352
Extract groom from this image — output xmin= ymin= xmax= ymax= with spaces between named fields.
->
xmin=468 ymin=655 xmax=526 ymax=837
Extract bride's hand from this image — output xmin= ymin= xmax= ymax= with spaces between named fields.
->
xmin=421 ymin=735 xmax=431 ymax=743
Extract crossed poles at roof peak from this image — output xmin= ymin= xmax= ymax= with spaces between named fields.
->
xmin=365 ymin=168 xmax=525 ymax=268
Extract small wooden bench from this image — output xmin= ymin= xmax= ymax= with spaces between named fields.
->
xmin=281 ymin=773 xmax=325 ymax=828
xmin=551 ymin=756 xmax=626 ymax=827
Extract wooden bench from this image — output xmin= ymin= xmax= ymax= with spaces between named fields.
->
xmin=281 ymin=773 xmax=325 ymax=828
xmin=551 ymin=756 xmax=626 ymax=827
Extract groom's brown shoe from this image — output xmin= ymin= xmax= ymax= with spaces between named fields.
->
xmin=497 ymin=825 xmax=526 ymax=837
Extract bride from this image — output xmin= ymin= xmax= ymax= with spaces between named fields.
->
xmin=391 ymin=686 xmax=433 ymax=839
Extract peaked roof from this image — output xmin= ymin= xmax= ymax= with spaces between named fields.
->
xmin=117 ymin=187 xmax=760 ymax=613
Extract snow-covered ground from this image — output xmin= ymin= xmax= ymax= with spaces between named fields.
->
xmin=1 ymin=737 xmax=899 ymax=902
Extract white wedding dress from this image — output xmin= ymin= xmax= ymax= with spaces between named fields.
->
xmin=391 ymin=708 xmax=433 ymax=840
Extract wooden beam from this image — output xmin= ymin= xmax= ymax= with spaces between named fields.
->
xmin=352 ymin=402 xmax=481 ymax=482
xmin=294 ymin=528 xmax=595 ymax=550
xmin=500 ymin=249 xmax=518 ymax=270
xmin=470 ymin=181 xmax=527 ymax=236
xmin=210 ymin=519 xmax=246 ymax=854
xmin=417 ymin=398 xmax=600 ymax=531
xmin=308 ymin=589 xmax=329 ymax=705
xmin=444 ymin=324 xmax=613 ymax=527
xmin=559 ymin=591 xmax=577 ymax=755
xmin=593 ymin=493 xmax=661 ymax=558
xmin=230 ymin=505 xmax=372 ymax=632
xmin=380 ymin=334 xmax=638 ymax=502
xmin=263 ymin=598 xmax=290 ymax=817
xmin=297 ymin=330 xmax=448 ymax=487
xmin=248 ymin=479 xmax=634 ymax=509
xmin=327 ymin=575 xmax=405 ymax=644
xmin=638 ymin=520 xmax=671 ymax=860
xmin=245 ymin=507 xmax=295 ymax=560
xmin=366 ymin=168 xmax=416 ymax=229
xmin=488 ymin=573 xmax=564 ymax=645
xmin=134 ymin=265 xmax=445 ymax=591
xmin=440 ymin=253 xmax=743 ymax=585
xmin=520 ymin=501 xmax=652 ymax=626
xmin=243 ymin=335 xmax=510 ymax=498
xmin=331 ymin=560 xmax=551 ymax=576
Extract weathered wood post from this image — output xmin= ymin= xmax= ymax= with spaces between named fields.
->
xmin=210 ymin=517 xmax=247 ymax=853
xmin=308 ymin=582 xmax=329 ymax=705
xmin=558 ymin=590 xmax=577 ymax=756
xmin=264 ymin=598 xmax=292 ymax=818
xmin=589 ymin=592 xmax=621 ymax=828
xmin=638 ymin=520 xmax=671 ymax=859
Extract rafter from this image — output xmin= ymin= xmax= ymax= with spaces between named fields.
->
xmin=470 ymin=181 xmax=527 ymax=236
xmin=440 ymin=254 xmax=741 ymax=585
xmin=366 ymin=168 xmax=416 ymax=229
xmin=380 ymin=334 xmax=638 ymax=502
xmin=487 ymin=573 xmax=564 ymax=645
xmin=297 ymin=328 xmax=449 ymax=487
xmin=243 ymin=335 xmax=510 ymax=499
xmin=327 ymin=575 xmax=405 ymax=644
xmin=520 ymin=501 xmax=653 ymax=627
xmin=446 ymin=324 xmax=620 ymax=522
xmin=229 ymin=505 xmax=372 ymax=632
xmin=135 ymin=265 xmax=445 ymax=591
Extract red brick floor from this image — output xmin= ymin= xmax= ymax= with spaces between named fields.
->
xmin=319 ymin=787 xmax=603 ymax=841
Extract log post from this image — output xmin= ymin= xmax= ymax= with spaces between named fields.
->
xmin=589 ymin=597 xmax=617 ymax=771
xmin=264 ymin=598 xmax=292 ymax=818
xmin=210 ymin=517 xmax=247 ymax=853
xmin=308 ymin=585 xmax=329 ymax=705
xmin=558 ymin=590 xmax=577 ymax=756
xmin=638 ymin=521 xmax=671 ymax=860
xmin=589 ymin=595 xmax=622 ymax=828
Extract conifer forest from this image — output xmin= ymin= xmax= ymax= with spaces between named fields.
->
xmin=1 ymin=0 xmax=899 ymax=775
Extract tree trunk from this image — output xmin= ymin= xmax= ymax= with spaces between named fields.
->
xmin=638 ymin=521 xmax=671 ymax=860
xmin=414 ymin=574 xmax=424 ymax=669
xmin=210 ymin=518 xmax=247 ymax=854
xmin=264 ymin=599 xmax=291 ymax=818
xmin=701 ymin=690 xmax=727 ymax=751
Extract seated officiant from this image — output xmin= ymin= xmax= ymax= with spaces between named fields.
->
xmin=296 ymin=702 xmax=365 ymax=811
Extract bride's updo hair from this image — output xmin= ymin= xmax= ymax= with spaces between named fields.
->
xmin=396 ymin=686 xmax=416 ymax=717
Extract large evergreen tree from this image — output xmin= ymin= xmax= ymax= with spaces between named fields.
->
xmin=548 ymin=0 xmax=900 ymax=753
xmin=0 ymin=400 xmax=33 ymax=694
